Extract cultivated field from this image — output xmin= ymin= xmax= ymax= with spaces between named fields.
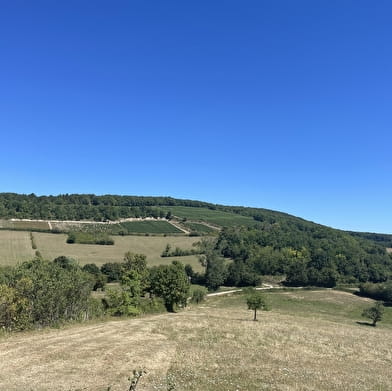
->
xmin=160 ymin=206 xmax=256 ymax=227
xmin=0 ymin=219 xmax=184 ymax=234
xmin=31 ymin=232 xmax=203 ymax=270
xmin=0 ymin=219 xmax=50 ymax=231
xmin=1 ymin=290 xmax=391 ymax=391
xmin=0 ymin=230 xmax=35 ymax=264
xmin=183 ymin=221 xmax=218 ymax=233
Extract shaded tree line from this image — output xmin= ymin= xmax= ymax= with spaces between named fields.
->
xmin=215 ymin=225 xmax=392 ymax=287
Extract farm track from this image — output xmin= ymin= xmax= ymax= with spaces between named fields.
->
xmin=165 ymin=220 xmax=190 ymax=234
xmin=206 ymin=283 xmax=275 ymax=297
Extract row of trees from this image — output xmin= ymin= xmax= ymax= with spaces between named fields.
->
xmin=0 ymin=252 xmax=191 ymax=331
xmin=161 ymin=243 xmax=200 ymax=257
xmin=0 ymin=193 xmax=212 ymax=221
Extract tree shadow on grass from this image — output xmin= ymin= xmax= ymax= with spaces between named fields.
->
xmin=356 ymin=321 xmax=375 ymax=327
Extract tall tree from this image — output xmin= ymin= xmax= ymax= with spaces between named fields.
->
xmin=148 ymin=261 xmax=190 ymax=312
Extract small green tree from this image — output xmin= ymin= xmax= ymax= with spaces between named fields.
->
xmin=362 ymin=302 xmax=384 ymax=327
xmin=246 ymin=290 xmax=269 ymax=321
xmin=148 ymin=261 xmax=190 ymax=312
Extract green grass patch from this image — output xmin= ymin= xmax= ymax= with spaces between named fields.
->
xmin=117 ymin=220 xmax=182 ymax=234
xmin=183 ymin=222 xmax=217 ymax=233
xmin=160 ymin=206 xmax=256 ymax=227
xmin=209 ymin=289 xmax=392 ymax=327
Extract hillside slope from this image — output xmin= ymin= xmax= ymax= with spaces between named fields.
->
xmin=1 ymin=291 xmax=391 ymax=391
xmin=1 ymin=193 xmax=391 ymax=286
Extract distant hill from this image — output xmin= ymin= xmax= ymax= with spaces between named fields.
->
xmin=1 ymin=192 xmax=391 ymax=286
xmin=1 ymin=192 xmax=391 ymax=242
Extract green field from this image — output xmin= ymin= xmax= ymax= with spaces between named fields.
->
xmin=161 ymin=206 xmax=256 ymax=227
xmin=183 ymin=221 xmax=217 ymax=233
xmin=25 ymin=231 xmax=203 ymax=271
xmin=118 ymin=220 xmax=183 ymax=234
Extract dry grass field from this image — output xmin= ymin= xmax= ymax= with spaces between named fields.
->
xmin=0 ymin=219 xmax=50 ymax=231
xmin=0 ymin=230 xmax=34 ymax=264
xmin=1 ymin=290 xmax=391 ymax=391
xmin=29 ymin=232 xmax=202 ymax=271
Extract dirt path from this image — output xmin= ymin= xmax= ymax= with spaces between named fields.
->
xmin=206 ymin=284 xmax=274 ymax=297
xmin=166 ymin=220 xmax=190 ymax=234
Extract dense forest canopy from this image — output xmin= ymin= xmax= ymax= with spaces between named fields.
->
xmin=216 ymin=225 xmax=392 ymax=286
xmin=0 ymin=193 xmax=219 ymax=220
xmin=0 ymin=193 xmax=317 ymax=224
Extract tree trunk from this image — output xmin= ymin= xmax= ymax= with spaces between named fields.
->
xmin=253 ymin=308 xmax=257 ymax=321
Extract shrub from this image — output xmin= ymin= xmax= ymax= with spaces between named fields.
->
xmin=104 ymin=288 xmax=141 ymax=317
xmin=191 ymin=286 xmax=208 ymax=304
xmin=101 ymin=262 xmax=122 ymax=282
xmin=362 ymin=302 xmax=384 ymax=326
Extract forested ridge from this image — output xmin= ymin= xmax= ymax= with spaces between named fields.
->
xmin=1 ymin=192 xmax=392 ymax=288
xmin=216 ymin=224 xmax=392 ymax=287
xmin=0 ymin=193 xmax=325 ymax=225
xmin=0 ymin=193 xmax=219 ymax=221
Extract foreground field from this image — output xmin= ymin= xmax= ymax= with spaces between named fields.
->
xmin=1 ymin=290 xmax=391 ymax=391
xmin=0 ymin=230 xmax=203 ymax=271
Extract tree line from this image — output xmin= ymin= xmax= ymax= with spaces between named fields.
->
xmin=0 ymin=253 xmax=190 ymax=332
xmin=0 ymin=193 xmax=217 ymax=221
xmin=213 ymin=225 xmax=392 ymax=287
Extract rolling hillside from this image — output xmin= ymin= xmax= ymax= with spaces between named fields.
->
xmin=1 ymin=290 xmax=391 ymax=391
xmin=1 ymin=193 xmax=392 ymax=286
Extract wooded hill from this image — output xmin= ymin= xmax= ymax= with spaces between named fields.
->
xmin=1 ymin=192 xmax=392 ymax=287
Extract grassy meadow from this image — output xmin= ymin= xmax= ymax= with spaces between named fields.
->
xmin=1 ymin=289 xmax=391 ymax=391
xmin=22 ymin=231 xmax=203 ymax=271
xmin=0 ymin=230 xmax=35 ymax=264
xmin=183 ymin=221 xmax=218 ymax=233
xmin=0 ymin=219 xmax=50 ymax=231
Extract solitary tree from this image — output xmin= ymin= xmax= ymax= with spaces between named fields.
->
xmin=246 ymin=291 xmax=269 ymax=321
xmin=362 ymin=302 xmax=384 ymax=327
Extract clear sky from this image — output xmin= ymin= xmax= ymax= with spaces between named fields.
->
xmin=1 ymin=1 xmax=391 ymax=233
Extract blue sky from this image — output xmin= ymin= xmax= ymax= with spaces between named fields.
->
xmin=1 ymin=1 xmax=391 ymax=233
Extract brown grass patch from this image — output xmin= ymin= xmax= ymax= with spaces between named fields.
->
xmin=1 ymin=291 xmax=392 ymax=390
xmin=0 ymin=231 xmax=203 ymax=271
xmin=0 ymin=230 xmax=35 ymax=265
